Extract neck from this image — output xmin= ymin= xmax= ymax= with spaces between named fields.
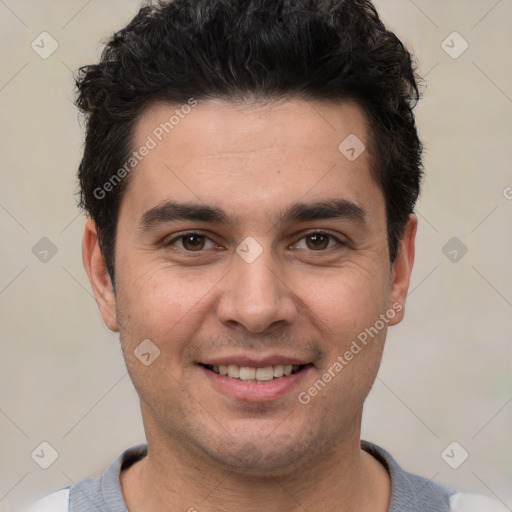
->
xmin=120 ymin=414 xmax=390 ymax=512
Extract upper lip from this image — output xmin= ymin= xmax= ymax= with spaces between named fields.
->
xmin=199 ymin=355 xmax=312 ymax=367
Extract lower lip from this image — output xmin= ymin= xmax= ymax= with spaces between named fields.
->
xmin=199 ymin=365 xmax=313 ymax=402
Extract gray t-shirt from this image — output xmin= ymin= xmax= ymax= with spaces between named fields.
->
xmin=28 ymin=441 xmax=508 ymax=511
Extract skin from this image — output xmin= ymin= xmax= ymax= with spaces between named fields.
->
xmin=83 ymin=98 xmax=417 ymax=512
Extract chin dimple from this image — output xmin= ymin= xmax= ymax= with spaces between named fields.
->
xmin=204 ymin=363 xmax=303 ymax=381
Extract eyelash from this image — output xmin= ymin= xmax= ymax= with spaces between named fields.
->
xmin=166 ymin=230 xmax=345 ymax=252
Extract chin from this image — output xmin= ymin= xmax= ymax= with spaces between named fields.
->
xmin=197 ymin=427 xmax=318 ymax=477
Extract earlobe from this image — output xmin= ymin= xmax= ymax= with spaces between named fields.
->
xmin=388 ymin=214 xmax=417 ymax=326
xmin=82 ymin=218 xmax=119 ymax=332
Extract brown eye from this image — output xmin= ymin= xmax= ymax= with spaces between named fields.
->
xmin=305 ymin=233 xmax=330 ymax=250
xmin=181 ymin=234 xmax=206 ymax=251
xmin=291 ymin=231 xmax=343 ymax=252
xmin=168 ymin=232 xmax=215 ymax=251
xmin=165 ymin=231 xmax=221 ymax=256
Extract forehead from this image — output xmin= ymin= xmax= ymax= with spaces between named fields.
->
xmin=120 ymin=98 xmax=384 ymax=225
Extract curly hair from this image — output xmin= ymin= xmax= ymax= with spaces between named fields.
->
xmin=75 ymin=0 xmax=423 ymax=281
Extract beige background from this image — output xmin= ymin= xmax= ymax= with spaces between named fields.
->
xmin=1 ymin=0 xmax=511 ymax=510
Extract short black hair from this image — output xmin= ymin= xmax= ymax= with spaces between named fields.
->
xmin=76 ymin=0 xmax=423 ymax=281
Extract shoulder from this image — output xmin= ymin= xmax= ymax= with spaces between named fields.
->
xmin=26 ymin=444 xmax=147 ymax=511
xmin=362 ymin=440 xmax=454 ymax=509
xmin=25 ymin=488 xmax=70 ymax=512
xmin=450 ymin=492 xmax=510 ymax=512
xmin=361 ymin=440 xmax=508 ymax=511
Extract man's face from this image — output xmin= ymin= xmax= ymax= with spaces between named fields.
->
xmin=86 ymin=98 xmax=414 ymax=474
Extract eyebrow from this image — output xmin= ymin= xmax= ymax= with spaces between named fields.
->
xmin=278 ymin=199 xmax=367 ymax=225
xmin=139 ymin=201 xmax=229 ymax=230
xmin=138 ymin=198 xmax=367 ymax=231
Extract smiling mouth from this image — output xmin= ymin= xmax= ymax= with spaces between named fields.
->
xmin=200 ymin=363 xmax=312 ymax=382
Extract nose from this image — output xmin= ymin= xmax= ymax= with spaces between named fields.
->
xmin=216 ymin=246 xmax=298 ymax=334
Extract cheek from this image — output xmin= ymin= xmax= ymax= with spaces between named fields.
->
xmin=114 ymin=266 xmax=218 ymax=410
xmin=299 ymin=270 xmax=391 ymax=411
xmin=297 ymin=265 xmax=390 ymax=341
xmin=115 ymin=261 xmax=222 ymax=351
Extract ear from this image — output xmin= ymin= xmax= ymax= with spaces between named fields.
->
xmin=388 ymin=214 xmax=417 ymax=326
xmin=82 ymin=218 xmax=119 ymax=331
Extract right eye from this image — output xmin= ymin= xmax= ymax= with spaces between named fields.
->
xmin=167 ymin=232 xmax=217 ymax=252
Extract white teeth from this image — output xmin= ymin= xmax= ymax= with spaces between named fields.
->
xmin=239 ymin=367 xmax=256 ymax=381
xmin=208 ymin=363 xmax=305 ymax=381
xmin=227 ymin=364 xmax=240 ymax=378
xmin=255 ymin=366 xmax=274 ymax=381
xmin=273 ymin=364 xmax=284 ymax=377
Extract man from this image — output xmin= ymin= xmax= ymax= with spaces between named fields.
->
xmin=28 ymin=0 xmax=507 ymax=511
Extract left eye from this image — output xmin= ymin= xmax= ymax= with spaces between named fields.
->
xmin=171 ymin=233 xmax=216 ymax=251
xmin=293 ymin=232 xmax=341 ymax=251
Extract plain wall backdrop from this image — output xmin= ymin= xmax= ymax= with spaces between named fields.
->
xmin=0 ymin=0 xmax=511 ymax=510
